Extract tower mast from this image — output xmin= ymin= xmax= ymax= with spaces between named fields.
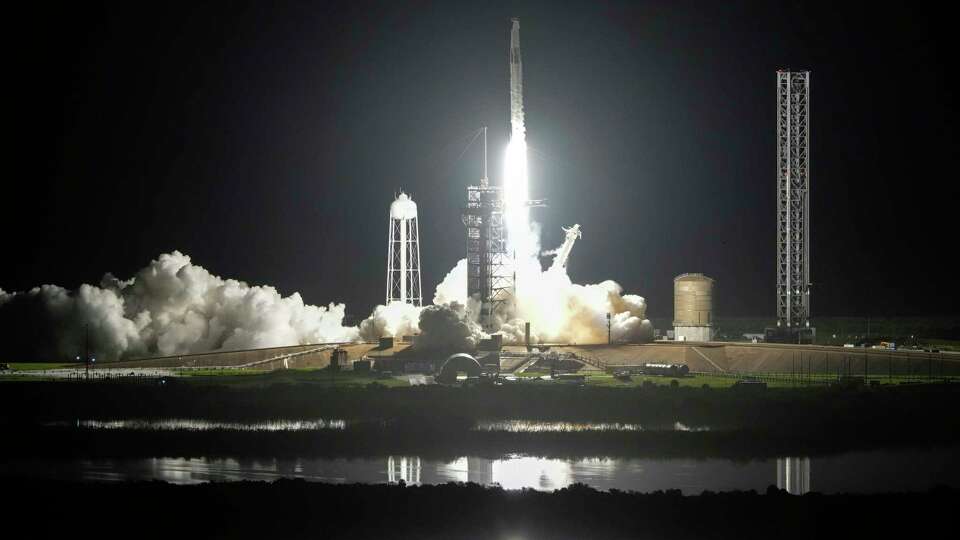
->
xmin=775 ymin=70 xmax=812 ymax=342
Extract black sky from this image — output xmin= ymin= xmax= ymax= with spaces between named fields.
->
xmin=6 ymin=0 xmax=958 ymax=320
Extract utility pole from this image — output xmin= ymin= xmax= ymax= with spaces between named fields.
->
xmin=84 ymin=324 xmax=90 ymax=381
xmin=606 ymin=313 xmax=611 ymax=345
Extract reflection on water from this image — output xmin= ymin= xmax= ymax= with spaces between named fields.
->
xmin=48 ymin=419 xmax=348 ymax=431
xmin=52 ymin=418 xmax=709 ymax=433
xmin=1 ymin=448 xmax=955 ymax=494
xmin=476 ymin=421 xmax=643 ymax=432
xmin=777 ymin=457 xmax=811 ymax=495
xmin=474 ymin=421 xmax=709 ymax=432
xmin=387 ymin=456 xmax=421 ymax=484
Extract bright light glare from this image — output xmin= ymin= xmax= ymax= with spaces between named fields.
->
xmin=503 ymin=137 xmax=532 ymax=258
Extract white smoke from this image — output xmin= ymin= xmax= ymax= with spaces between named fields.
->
xmin=509 ymin=234 xmax=654 ymax=344
xmin=433 ymin=258 xmax=468 ymax=306
xmin=2 ymin=227 xmax=652 ymax=361
xmin=428 ymin=227 xmax=653 ymax=346
xmin=0 ymin=251 xmax=359 ymax=361
xmin=357 ymin=301 xmax=421 ymax=341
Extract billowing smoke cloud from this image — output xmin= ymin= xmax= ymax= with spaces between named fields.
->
xmin=433 ymin=258 xmax=468 ymax=306
xmin=2 ymin=223 xmax=652 ymax=361
xmin=429 ymin=226 xmax=654 ymax=346
xmin=416 ymin=303 xmax=484 ymax=351
xmin=357 ymin=301 xmax=420 ymax=341
xmin=0 ymin=251 xmax=358 ymax=361
xmin=506 ymin=250 xmax=654 ymax=344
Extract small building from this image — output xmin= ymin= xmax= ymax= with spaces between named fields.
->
xmin=329 ymin=348 xmax=348 ymax=370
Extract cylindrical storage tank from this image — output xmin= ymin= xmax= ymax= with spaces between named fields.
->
xmin=673 ymin=273 xmax=714 ymax=327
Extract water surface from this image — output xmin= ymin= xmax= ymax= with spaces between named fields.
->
xmin=2 ymin=448 xmax=954 ymax=495
xmin=49 ymin=418 xmax=707 ymax=433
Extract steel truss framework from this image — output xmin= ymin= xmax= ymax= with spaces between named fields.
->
xmin=386 ymin=213 xmax=422 ymax=306
xmin=776 ymin=70 xmax=811 ymax=328
xmin=462 ymin=184 xmax=513 ymax=330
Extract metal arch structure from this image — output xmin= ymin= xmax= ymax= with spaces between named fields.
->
xmin=436 ymin=353 xmax=483 ymax=384
xmin=776 ymin=70 xmax=811 ymax=330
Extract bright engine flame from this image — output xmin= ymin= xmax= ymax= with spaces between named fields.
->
xmin=503 ymin=137 xmax=532 ymax=258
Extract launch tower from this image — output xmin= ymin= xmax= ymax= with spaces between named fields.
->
xmin=463 ymin=128 xmax=513 ymax=330
xmin=771 ymin=70 xmax=814 ymax=343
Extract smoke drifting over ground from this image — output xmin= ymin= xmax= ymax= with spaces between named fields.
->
xmin=429 ymin=228 xmax=653 ymax=346
xmin=501 ymin=224 xmax=654 ymax=345
xmin=417 ymin=303 xmax=483 ymax=350
xmin=1 ymin=230 xmax=651 ymax=360
xmin=0 ymin=252 xmax=358 ymax=361
xmin=358 ymin=301 xmax=420 ymax=342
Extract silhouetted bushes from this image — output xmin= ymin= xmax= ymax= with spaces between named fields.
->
xmin=3 ymin=478 xmax=956 ymax=539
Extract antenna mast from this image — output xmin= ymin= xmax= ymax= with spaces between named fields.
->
xmin=481 ymin=126 xmax=488 ymax=187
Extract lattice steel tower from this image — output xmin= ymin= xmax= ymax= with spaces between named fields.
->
xmin=776 ymin=70 xmax=811 ymax=329
xmin=386 ymin=192 xmax=422 ymax=306
xmin=462 ymin=127 xmax=513 ymax=330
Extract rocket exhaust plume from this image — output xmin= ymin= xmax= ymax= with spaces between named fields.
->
xmin=505 ymin=18 xmax=533 ymax=261
xmin=493 ymin=18 xmax=654 ymax=344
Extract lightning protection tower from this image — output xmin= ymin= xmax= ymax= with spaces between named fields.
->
xmin=773 ymin=70 xmax=813 ymax=343
xmin=386 ymin=192 xmax=422 ymax=306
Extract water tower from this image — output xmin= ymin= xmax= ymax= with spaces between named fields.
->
xmin=673 ymin=273 xmax=714 ymax=342
xmin=386 ymin=192 xmax=422 ymax=306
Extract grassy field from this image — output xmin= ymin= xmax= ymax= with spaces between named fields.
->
xmin=6 ymin=362 xmax=82 ymax=371
xmin=175 ymin=368 xmax=411 ymax=388
xmin=514 ymin=368 xmax=959 ymax=389
xmin=0 ymin=363 xmax=412 ymax=388
xmin=4 ymin=362 xmax=953 ymax=390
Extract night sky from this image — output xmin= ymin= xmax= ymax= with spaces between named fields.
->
xmin=6 ymin=1 xmax=957 ymax=320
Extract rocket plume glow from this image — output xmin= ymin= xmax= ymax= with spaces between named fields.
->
xmin=504 ymin=18 xmax=535 ymax=266
xmin=495 ymin=18 xmax=654 ymax=344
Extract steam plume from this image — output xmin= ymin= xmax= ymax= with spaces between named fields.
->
xmin=0 ymin=251 xmax=357 ymax=361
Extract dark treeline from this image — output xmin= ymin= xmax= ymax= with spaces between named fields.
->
xmin=3 ymin=478 xmax=957 ymax=539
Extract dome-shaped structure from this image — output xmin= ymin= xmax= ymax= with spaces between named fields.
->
xmin=436 ymin=353 xmax=482 ymax=384
xmin=390 ymin=192 xmax=418 ymax=220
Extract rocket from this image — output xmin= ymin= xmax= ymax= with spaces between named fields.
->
xmin=509 ymin=18 xmax=525 ymax=140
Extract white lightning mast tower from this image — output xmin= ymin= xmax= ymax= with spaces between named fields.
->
xmin=386 ymin=192 xmax=422 ymax=306
xmin=775 ymin=70 xmax=813 ymax=342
